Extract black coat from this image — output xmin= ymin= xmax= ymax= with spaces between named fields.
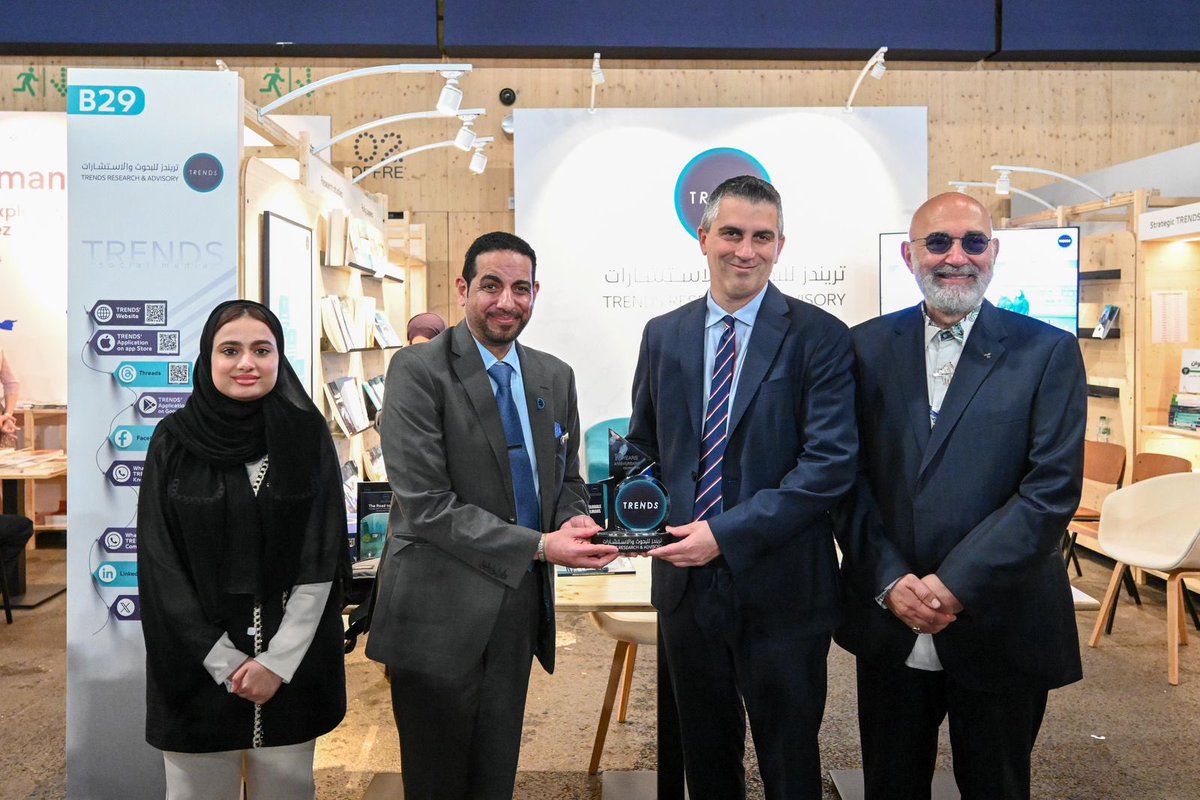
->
xmin=137 ymin=425 xmax=347 ymax=752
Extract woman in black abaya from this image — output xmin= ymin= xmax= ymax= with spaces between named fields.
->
xmin=137 ymin=300 xmax=348 ymax=798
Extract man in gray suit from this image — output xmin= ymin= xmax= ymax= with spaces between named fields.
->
xmin=367 ymin=231 xmax=619 ymax=799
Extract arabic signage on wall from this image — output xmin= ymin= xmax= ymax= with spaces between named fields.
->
xmin=66 ymin=68 xmax=242 ymax=797
xmin=515 ymin=107 xmax=928 ymax=430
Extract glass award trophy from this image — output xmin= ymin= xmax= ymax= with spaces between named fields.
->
xmin=589 ymin=429 xmax=673 ymax=552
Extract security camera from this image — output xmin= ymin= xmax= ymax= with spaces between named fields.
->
xmin=499 ymin=88 xmax=518 ymax=106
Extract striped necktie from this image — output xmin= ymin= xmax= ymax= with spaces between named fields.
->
xmin=488 ymin=362 xmax=541 ymax=531
xmin=694 ymin=315 xmax=736 ymax=521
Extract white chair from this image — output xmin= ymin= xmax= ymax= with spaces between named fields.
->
xmin=1088 ymin=472 xmax=1200 ymax=684
xmin=587 ymin=610 xmax=657 ymax=774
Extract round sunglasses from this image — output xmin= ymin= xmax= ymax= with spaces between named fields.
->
xmin=910 ymin=232 xmax=993 ymax=256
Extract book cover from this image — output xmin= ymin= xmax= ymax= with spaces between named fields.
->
xmin=319 ymin=295 xmax=348 ymax=352
xmin=324 ymin=376 xmax=371 ymax=436
xmin=340 ymin=459 xmax=360 ymax=514
xmin=325 ymin=209 xmax=347 ymax=267
xmin=556 ymin=556 xmax=638 ymax=577
xmin=1180 ymin=350 xmax=1200 ymax=394
xmin=355 ymin=481 xmax=392 ymax=562
xmin=1092 ymin=304 xmax=1120 ymax=339
xmin=363 ymin=446 xmax=387 ymax=481
xmin=373 ymin=310 xmax=403 ymax=348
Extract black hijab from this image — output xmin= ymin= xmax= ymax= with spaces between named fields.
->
xmin=158 ymin=300 xmax=340 ymax=596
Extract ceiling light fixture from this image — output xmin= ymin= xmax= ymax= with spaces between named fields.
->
xmin=257 ymin=63 xmax=474 ymax=118
xmin=990 ymin=164 xmax=1107 ymax=203
xmin=948 ymin=180 xmax=1057 ymax=212
xmin=589 ymin=52 xmax=605 ymax=114
xmin=312 ymin=108 xmax=486 ymax=155
xmin=844 ymin=46 xmax=888 ymax=112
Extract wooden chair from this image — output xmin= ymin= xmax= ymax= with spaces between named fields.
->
xmin=587 ymin=610 xmax=657 ymax=774
xmin=1064 ymin=440 xmax=1127 ymax=576
xmin=1088 ymin=472 xmax=1200 ymax=684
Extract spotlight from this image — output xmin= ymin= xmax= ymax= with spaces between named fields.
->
xmin=469 ymin=149 xmax=488 ymax=174
xmin=499 ymin=87 xmax=517 ymax=106
xmin=437 ymin=77 xmax=464 ymax=115
xmin=591 ymin=52 xmax=605 ymax=85
xmin=994 ymin=170 xmax=1012 ymax=195
xmin=501 ymin=115 xmax=515 ymax=136
xmin=454 ymin=119 xmax=477 ymax=151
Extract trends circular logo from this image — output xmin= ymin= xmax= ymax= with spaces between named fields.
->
xmin=613 ymin=475 xmax=670 ymax=532
xmin=183 ymin=153 xmax=224 ymax=193
xmin=1057 ymin=233 xmax=1073 ymax=248
xmin=674 ymin=147 xmax=770 ymax=239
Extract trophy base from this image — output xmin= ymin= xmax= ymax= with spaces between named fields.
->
xmin=593 ymin=531 xmax=674 ymax=553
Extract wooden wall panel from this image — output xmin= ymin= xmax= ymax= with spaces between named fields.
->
xmin=4 ymin=57 xmax=1200 ymax=309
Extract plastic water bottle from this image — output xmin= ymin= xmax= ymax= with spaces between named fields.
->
xmin=1097 ymin=416 xmax=1112 ymax=443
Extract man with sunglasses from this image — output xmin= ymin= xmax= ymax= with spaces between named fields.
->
xmin=834 ymin=192 xmax=1085 ymax=799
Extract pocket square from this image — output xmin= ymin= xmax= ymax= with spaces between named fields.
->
xmin=554 ymin=421 xmax=569 ymax=447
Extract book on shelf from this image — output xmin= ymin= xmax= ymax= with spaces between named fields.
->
xmin=325 ymin=209 xmax=347 ymax=267
xmin=340 ymin=459 xmax=360 ymax=515
xmin=363 ymin=445 xmax=387 ymax=481
xmin=372 ymin=310 xmax=403 ymax=348
xmin=320 ymin=295 xmax=351 ymax=352
xmin=1092 ymin=304 xmax=1120 ymax=339
xmin=323 ymin=376 xmax=372 ymax=436
xmin=368 ymin=375 xmax=386 ymax=405
xmin=1169 ymin=393 xmax=1200 ymax=431
xmin=362 ymin=376 xmax=386 ymax=421
xmin=1180 ymin=349 xmax=1200 ymax=394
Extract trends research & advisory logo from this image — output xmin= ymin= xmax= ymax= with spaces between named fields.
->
xmin=183 ymin=153 xmax=224 ymax=193
xmin=674 ymin=147 xmax=770 ymax=240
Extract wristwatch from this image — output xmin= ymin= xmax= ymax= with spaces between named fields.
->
xmin=535 ymin=534 xmax=547 ymax=562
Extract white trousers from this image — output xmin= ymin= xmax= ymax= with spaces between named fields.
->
xmin=162 ymin=739 xmax=316 ymax=800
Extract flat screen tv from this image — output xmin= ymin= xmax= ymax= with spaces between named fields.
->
xmin=878 ymin=226 xmax=1080 ymax=334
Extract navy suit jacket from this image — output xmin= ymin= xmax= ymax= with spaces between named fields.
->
xmin=834 ymin=301 xmax=1085 ymax=692
xmin=627 ymin=282 xmax=858 ymax=632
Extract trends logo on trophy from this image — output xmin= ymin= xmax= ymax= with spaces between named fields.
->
xmin=588 ymin=429 xmax=674 ymax=552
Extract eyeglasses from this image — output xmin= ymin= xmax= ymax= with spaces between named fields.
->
xmin=911 ymin=232 xmax=992 ymax=256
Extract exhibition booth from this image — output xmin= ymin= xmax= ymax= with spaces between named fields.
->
xmin=3 ymin=11 xmax=1200 ymax=796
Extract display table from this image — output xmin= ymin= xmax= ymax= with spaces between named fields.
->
xmin=0 ymin=450 xmax=68 ymax=607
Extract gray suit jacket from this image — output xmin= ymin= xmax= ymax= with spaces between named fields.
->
xmin=365 ymin=321 xmax=589 ymax=677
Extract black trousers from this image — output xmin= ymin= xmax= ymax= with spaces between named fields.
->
xmin=389 ymin=568 xmax=540 ymax=800
xmin=856 ymin=659 xmax=1048 ymax=800
xmin=659 ymin=563 xmax=831 ymax=800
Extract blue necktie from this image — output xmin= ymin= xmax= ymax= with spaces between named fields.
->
xmin=694 ymin=315 xmax=736 ymax=521
xmin=488 ymin=362 xmax=541 ymax=531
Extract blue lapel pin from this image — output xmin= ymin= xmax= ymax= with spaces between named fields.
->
xmin=536 ymin=397 xmax=545 ymax=410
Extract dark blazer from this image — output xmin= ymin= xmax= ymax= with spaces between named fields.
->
xmin=627 ymin=282 xmax=858 ymax=632
xmin=365 ymin=321 xmax=589 ymax=677
xmin=834 ymin=301 xmax=1085 ymax=692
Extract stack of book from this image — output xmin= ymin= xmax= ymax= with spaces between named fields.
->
xmin=324 ymin=376 xmax=372 ymax=436
xmin=320 ymin=295 xmax=376 ymax=351
xmin=1168 ymin=394 xmax=1200 ymax=431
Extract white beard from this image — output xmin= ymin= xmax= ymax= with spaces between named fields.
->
xmin=916 ymin=267 xmax=991 ymax=317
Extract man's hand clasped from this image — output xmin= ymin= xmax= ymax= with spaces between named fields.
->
xmin=885 ymin=573 xmax=963 ymax=635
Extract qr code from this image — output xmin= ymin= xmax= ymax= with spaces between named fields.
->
xmin=167 ymin=362 xmax=190 ymax=385
xmin=144 ymin=303 xmax=167 ymax=325
xmin=157 ymin=331 xmax=180 ymax=355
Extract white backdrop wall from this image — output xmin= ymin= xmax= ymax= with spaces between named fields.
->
xmin=515 ymin=107 xmax=928 ymax=431
xmin=0 ymin=111 xmax=67 ymax=403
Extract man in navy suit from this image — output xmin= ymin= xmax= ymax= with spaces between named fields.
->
xmin=627 ymin=176 xmax=858 ymax=798
xmin=834 ymin=192 xmax=1086 ymax=799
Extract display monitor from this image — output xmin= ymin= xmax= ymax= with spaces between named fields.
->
xmin=878 ymin=226 xmax=1080 ymax=334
